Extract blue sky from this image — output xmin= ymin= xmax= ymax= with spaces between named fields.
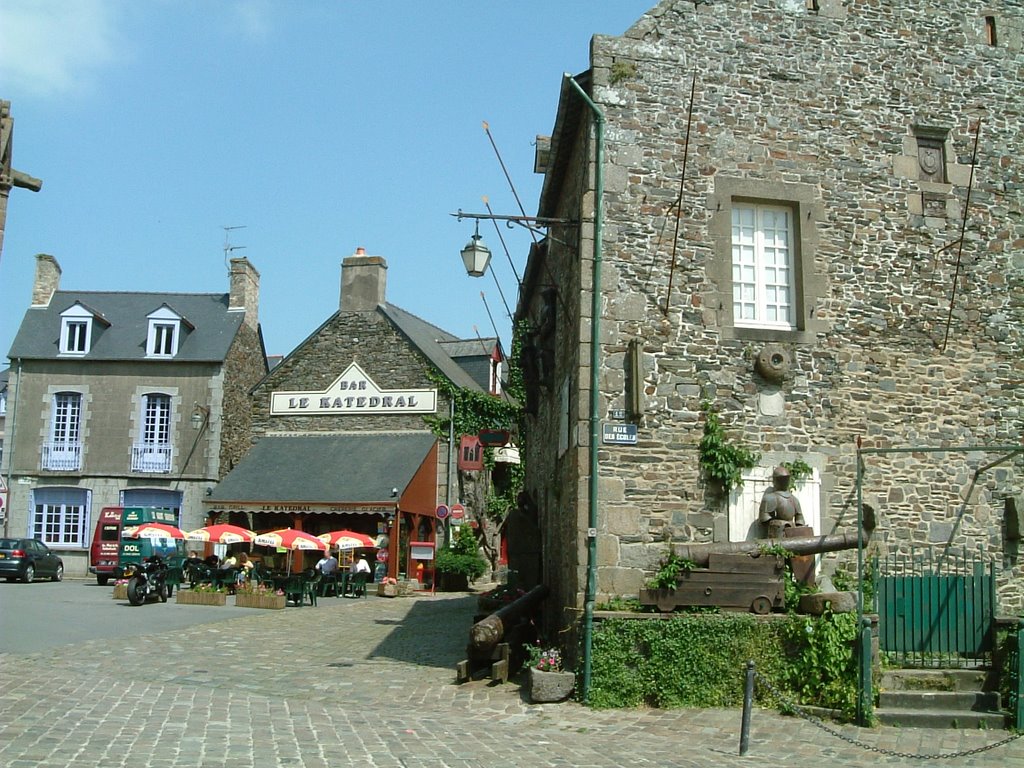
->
xmin=0 ymin=1 xmax=653 ymax=363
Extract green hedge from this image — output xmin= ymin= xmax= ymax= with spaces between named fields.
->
xmin=589 ymin=611 xmax=858 ymax=718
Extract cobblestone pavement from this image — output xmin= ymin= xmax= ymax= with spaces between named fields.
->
xmin=1 ymin=587 xmax=1021 ymax=767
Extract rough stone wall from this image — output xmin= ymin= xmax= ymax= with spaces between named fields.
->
xmin=526 ymin=0 xmax=1024 ymax=614
xmin=218 ymin=323 xmax=267 ymax=477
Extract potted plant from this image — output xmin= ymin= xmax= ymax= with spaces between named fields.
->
xmin=176 ymin=583 xmax=227 ymax=606
xmin=377 ymin=576 xmax=399 ymax=597
xmin=112 ymin=578 xmax=129 ymax=600
xmin=525 ymin=645 xmax=575 ymax=703
xmin=234 ymin=581 xmax=286 ymax=609
xmin=434 ymin=525 xmax=487 ymax=591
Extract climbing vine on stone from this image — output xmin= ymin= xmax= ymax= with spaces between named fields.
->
xmin=697 ymin=401 xmax=759 ymax=493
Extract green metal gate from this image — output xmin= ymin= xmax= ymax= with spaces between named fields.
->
xmin=873 ymin=547 xmax=996 ymax=668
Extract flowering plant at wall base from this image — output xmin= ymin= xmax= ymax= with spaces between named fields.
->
xmin=525 ymin=645 xmax=563 ymax=673
xmin=381 ymin=577 xmax=398 ymax=586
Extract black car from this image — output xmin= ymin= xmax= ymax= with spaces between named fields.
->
xmin=0 ymin=538 xmax=64 ymax=583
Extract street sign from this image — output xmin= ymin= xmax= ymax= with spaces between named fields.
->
xmin=450 ymin=504 xmax=465 ymax=526
xmin=602 ymin=422 xmax=638 ymax=445
xmin=478 ymin=429 xmax=510 ymax=447
xmin=435 ymin=504 xmax=449 ymax=520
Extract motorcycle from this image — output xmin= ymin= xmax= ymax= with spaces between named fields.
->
xmin=124 ymin=555 xmax=169 ymax=606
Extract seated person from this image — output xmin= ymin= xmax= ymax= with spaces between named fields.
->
xmin=350 ymin=556 xmax=371 ymax=576
xmin=204 ymin=553 xmax=221 ymax=569
xmin=235 ymin=552 xmax=253 ymax=584
xmin=316 ymin=550 xmax=339 ymax=576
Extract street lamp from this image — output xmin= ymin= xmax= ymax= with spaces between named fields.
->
xmin=190 ymin=403 xmax=210 ymax=430
xmin=460 ymin=220 xmax=491 ymax=277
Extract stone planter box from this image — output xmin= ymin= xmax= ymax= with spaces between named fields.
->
xmin=235 ymin=593 xmax=286 ymax=609
xmin=377 ymin=583 xmax=398 ymax=597
xmin=176 ymin=590 xmax=227 ymax=606
xmin=528 ymin=668 xmax=576 ymax=703
xmin=112 ymin=584 xmax=128 ymax=600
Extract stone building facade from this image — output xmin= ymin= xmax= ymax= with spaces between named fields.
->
xmin=2 ymin=255 xmax=267 ymax=578
xmin=515 ymin=0 xmax=1024 ymax=636
xmin=205 ymin=250 xmax=507 ymax=580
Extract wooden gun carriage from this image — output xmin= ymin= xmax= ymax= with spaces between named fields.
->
xmin=639 ymin=532 xmax=859 ymax=614
xmin=457 ymin=584 xmax=548 ymax=683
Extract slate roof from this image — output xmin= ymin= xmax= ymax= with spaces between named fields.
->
xmin=7 ymin=291 xmax=244 ymax=362
xmin=379 ymin=303 xmax=485 ymax=392
xmin=206 ymin=432 xmax=436 ymax=505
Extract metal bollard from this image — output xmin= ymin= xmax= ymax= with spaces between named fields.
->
xmin=739 ymin=660 xmax=755 ymax=756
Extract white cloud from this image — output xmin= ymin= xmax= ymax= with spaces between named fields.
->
xmin=232 ymin=0 xmax=273 ymax=43
xmin=0 ymin=0 xmax=122 ymax=98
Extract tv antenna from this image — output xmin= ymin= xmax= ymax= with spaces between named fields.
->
xmin=222 ymin=225 xmax=247 ymax=272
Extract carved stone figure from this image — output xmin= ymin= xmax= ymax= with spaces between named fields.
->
xmin=758 ymin=465 xmax=805 ymax=538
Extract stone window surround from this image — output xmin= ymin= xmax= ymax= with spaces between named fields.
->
xmin=707 ymin=176 xmax=826 ymax=345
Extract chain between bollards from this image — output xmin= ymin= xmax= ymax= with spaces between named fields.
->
xmin=739 ymin=659 xmax=755 ymax=756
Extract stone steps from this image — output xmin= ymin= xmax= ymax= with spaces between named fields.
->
xmin=876 ymin=668 xmax=1007 ymax=730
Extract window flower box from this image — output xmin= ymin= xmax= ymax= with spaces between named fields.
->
xmin=176 ymin=590 xmax=227 ymax=606
xmin=235 ymin=593 xmax=286 ymax=609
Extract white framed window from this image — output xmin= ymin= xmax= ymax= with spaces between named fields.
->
xmin=132 ymin=393 xmax=172 ymax=472
xmin=59 ymin=305 xmax=94 ymax=355
xmin=490 ymin=359 xmax=503 ymax=396
xmin=151 ymin=323 xmax=176 ymax=356
xmin=146 ymin=306 xmax=183 ymax=358
xmin=42 ymin=392 xmax=83 ymax=471
xmin=31 ymin=487 xmax=89 ymax=546
xmin=731 ymin=203 xmax=795 ymax=330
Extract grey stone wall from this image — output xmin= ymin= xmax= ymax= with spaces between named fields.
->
xmin=521 ymin=0 xmax=1024 ymax=615
xmin=218 ymin=323 xmax=267 ymax=477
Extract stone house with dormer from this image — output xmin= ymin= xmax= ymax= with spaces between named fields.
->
xmin=513 ymin=0 xmax=1024 ymax=639
xmin=2 ymin=254 xmax=267 ymax=578
xmin=205 ymin=249 xmax=510 ymax=581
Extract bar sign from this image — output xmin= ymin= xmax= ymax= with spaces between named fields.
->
xmin=602 ymin=423 xmax=637 ymax=445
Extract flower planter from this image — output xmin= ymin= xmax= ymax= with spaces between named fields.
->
xmin=235 ymin=593 xmax=286 ymax=609
xmin=112 ymin=584 xmax=128 ymax=600
xmin=377 ymin=583 xmax=398 ymax=598
xmin=176 ymin=590 xmax=227 ymax=606
xmin=528 ymin=668 xmax=576 ymax=703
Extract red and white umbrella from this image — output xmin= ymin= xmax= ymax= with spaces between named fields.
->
xmin=317 ymin=529 xmax=375 ymax=550
xmin=187 ymin=524 xmax=256 ymax=544
xmin=253 ymin=528 xmax=327 ymax=552
xmin=124 ymin=522 xmax=188 ymax=540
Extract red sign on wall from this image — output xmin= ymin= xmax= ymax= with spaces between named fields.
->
xmin=458 ymin=435 xmax=483 ymax=471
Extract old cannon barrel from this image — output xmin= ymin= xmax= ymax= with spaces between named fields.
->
xmin=469 ymin=583 xmax=549 ymax=653
xmin=673 ymin=532 xmax=861 ymax=568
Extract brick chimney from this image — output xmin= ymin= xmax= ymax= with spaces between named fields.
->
xmin=340 ymin=247 xmax=387 ymax=311
xmin=31 ymin=253 xmax=61 ymax=306
xmin=228 ymin=257 xmax=260 ymax=330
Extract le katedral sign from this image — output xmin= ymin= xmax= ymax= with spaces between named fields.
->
xmin=271 ymin=362 xmax=437 ymax=415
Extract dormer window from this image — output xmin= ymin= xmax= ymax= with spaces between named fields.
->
xmin=146 ymin=305 xmax=185 ymax=358
xmin=59 ymin=304 xmax=94 ymax=355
